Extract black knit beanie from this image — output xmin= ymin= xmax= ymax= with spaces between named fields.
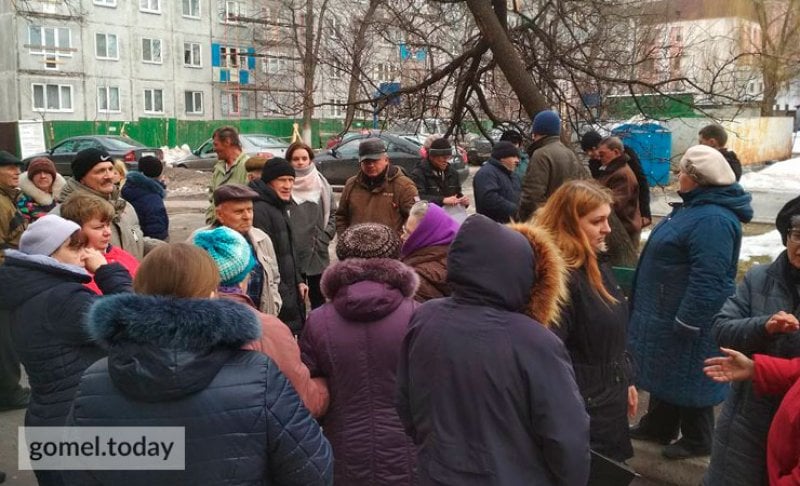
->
xmin=71 ymin=148 xmax=112 ymax=181
xmin=336 ymin=223 xmax=401 ymax=260
xmin=776 ymin=195 xmax=800 ymax=246
xmin=260 ymin=157 xmax=296 ymax=183
xmin=138 ymin=156 xmax=163 ymax=178
xmin=491 ymin=141 xmax=520 ymax=160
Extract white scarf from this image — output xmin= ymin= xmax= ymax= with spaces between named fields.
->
xmin=292 ymin=165 xmax=332 ymax=224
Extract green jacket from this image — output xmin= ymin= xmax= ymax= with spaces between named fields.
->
xmin=206 ymin=151 xmax=250 ymax=224
xmin=0 ymin=184 xmax=26 ymax=264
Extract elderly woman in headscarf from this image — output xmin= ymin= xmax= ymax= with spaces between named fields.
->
xmin=17 ymin=157 xmax=66 ymax=223
xmin=286 ymin=141 xmax=335 ymax=309
xmin=628 ymin=145 xmax=753 ymax=461
xmin=702 ymin=195 xmax=800 ymax=486
xmin=400 ymin=200 xmax=459 ymax=301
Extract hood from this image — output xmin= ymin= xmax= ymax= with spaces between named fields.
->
xmin=321 ymin=257 xmax=419 ymax=322
xmin=680 ymin=183 xmax=754 ymax=223
xmin=0 ymin=250 xmax=90 ymax=311
xmin=19 ymin=171 xmax=66 ymax=206
xmin=121 ymin=171 xmax=165 ymax=198
xmin=249 ymin=179 xmax=286 ymax=208
xmin=88 ymin=294 xmax=261 ymax=402
xmin=447 ymin=215 xmax=567 ymax=326
xmin=400 ymin=203 xmax=459 ymax=257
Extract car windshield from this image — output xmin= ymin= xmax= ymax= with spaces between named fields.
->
xmin=243 ymin=135 xmax=286 ymax=148
xmin=102 ymin=137 xmax=146 ymax=149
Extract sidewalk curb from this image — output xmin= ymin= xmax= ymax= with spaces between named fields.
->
xmin=629 ymin=439 xmax=709 ymax=486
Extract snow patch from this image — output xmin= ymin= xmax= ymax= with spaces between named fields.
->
xmin=159 ymin=145 xmax=192 ymax=166
xmin=740 ymin=157 xmax=800 ymax=193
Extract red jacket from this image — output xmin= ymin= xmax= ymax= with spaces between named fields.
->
xmin=753 ymin=354 xmax=800 ymax=486
xmin=86 ymin=246 xmax=139 ymax=294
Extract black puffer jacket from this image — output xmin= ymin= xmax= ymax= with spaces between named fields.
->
xmin=704 ymin=252 xmax=800 ymax=486
xmin=410 ymin=159 xmax=462 ymax=206
xmin=250 ymin=179 xmax=305 ymax=333
xmin=0 ymin=251 xmax=131 ymax=427
xmin=121 ymin=171 xmax=169 ymax=241
xmin=65 ymin=294 xmax=333 ymax=486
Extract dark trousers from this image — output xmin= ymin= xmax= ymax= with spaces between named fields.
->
xmin=0 ymin=309 xmax=23 ymax=400
xmin=640 ymin=397 xmax=714 ymax=449
xmin=307 ymin=273 xmax=325 ymax=310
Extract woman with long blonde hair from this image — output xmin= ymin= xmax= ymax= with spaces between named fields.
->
xmin=534 ymin=179 xmax=636 ymax=462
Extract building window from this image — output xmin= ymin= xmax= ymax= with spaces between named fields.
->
xmin=263 ymin=56 xmax=286 ymax=74
xmin=185 ymin=91 xmax=203 ymax=114
xmin=28 ymin=26 xmax=72 ymax=70
xmin=330 ymin=98 xmax=344 ymax=117
xmin=93 ymin=0 xmax=117 ymax=7
xmin=329 ymin=59 xmax=343 ymax=79
xmin=221 ymin=92 xmax=242 ymax=115
xmin=95 ymin=33 xmax=119 ymax=60
xmin=32 ymin=83 xmax=73 ymax=112
xmin=182 ymin=0 xmax=200 ymax=17
xmin=220 ymin=46 xmax=249 ymax=69
xmin=224 ymin=1 xmax=241 ymax=23
xmin=374 ymin=63 xmax=395 ymax=82
xmin=184 ymin=42 xmax=201 ymax=67
xmin=144 ymin=88 xmax=163 ymax=113
xmin=139 ymin=0 xmax=160 ymax=13
xmin=98 ymin=86 xmax=121 ymax=112
xmin=142 ymin=38 xmax=162 ymax=64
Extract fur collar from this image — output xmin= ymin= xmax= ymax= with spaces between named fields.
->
xmin=506 ymin=223 xmax=569 ymax=328
xmin=321 ymin=257 xmax=419 ymax=300
xmin=4 ymin=249 xmax=90 ymax=279
xmin=18 ymin=172 xmax=66 ymax=206
xmin=88 ymin=294 xmax=260 ymax=351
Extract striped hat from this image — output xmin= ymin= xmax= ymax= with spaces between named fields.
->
xmin=192 ymin=226 xmax=255 ymax=286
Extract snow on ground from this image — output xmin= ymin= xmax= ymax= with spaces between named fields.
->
xmin=160 ymin=145 xmax=192 ymax=166
xmin=740 ymin=157 xmax=800 ymax=193
xmin=640 ymin=228 xmax=784 ymax=262
xmin=794 ymin=133 xmax=800 ymax=155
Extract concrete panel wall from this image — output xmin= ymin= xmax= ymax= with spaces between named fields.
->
xmin=665 ymin=117 xmax=794 ymax=168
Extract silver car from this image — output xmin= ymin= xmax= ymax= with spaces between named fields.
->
xmin=175 ymin=133 xmax=289 ymax=170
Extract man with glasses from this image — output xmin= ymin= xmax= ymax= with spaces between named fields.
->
xmin=335 ymin=138 xmax=418 ymax=236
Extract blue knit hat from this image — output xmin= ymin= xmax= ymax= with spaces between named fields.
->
xmin=532 ymin=110 xmax=561 ymax=136
xmin=192 ymin=226 xmax=255 ymax=286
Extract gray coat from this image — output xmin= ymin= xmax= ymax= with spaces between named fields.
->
xmin=289 ymin=192 xmax=335 ymax=278
xmin=704 ymin=252 xmax=800 ymax=486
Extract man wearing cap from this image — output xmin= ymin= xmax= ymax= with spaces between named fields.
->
xmin=53 ymin=147 xmax=149 ymax=260
xmin=517 ymin=110 xmax=588 ymax=221
xmin=472 ymin=141 xmax=522 ymax=223
xmin=335 ymin=137 xmax=418 ymax=236
xmin=0 ymin=150 xmax=30 ymax=416
xmin=206 ymin=126 xmax=250 ymax=224
xmin=189 ymin=184 xmax=282 ymax=318
xmin=410 ymin=137 xmax=469 ymax=209
xmin=250 ymin=159 xmax=307 ymax=334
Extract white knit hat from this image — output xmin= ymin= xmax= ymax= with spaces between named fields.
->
xmin=679 ymin=145 xmax=736 ymax=186
xmin=19 ymin=215 xmax=81 ymax=256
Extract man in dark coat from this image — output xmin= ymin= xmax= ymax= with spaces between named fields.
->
xmin=121 ymin=156 xmax=168 ymax=241
xmin=472 ymin=141 xmax=522 ymax=223
xmin=410 ymin=137 xmax=469 ymax=208
xmin=699 ymin=124 xmax=743 ymax=181
xmin=250 ymin=158 xmax=307 ymax=334
xmin=397 ymin=214 xmax=590 ymax=485
xmin=594 ymin=136 xmax=642 ymax=244
xmin=0 ymin=150 xmax=29 ymax=415
xmin=581 ymin=130 xmax=652 ymax=227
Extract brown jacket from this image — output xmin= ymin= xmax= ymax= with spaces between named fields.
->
xmin=595 ymin=154 xmax=642 ymax=242
xmin=221 ymin=291 xmax=329 ymax=418
xmin=0 ymin=184 xmax=25 ymax=264
xmin=335 ymin=165 xmax=418 ymax=236
xmin=401 ymin=244 xmax=451 ymax=302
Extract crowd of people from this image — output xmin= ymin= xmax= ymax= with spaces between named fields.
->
xmin=0 ymin=119 xmax=797 ymax=486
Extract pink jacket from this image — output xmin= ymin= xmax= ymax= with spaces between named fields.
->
xmin=221 ymin=291 xmax=329 ymax=418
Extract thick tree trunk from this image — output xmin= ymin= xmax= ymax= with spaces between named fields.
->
xmin=464 ymin=0 xmax=549 ymax=118
xmin=301 ymin=0 xmax=315 ymax=144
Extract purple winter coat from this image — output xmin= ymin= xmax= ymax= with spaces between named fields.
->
xmin=300 ymin=257 xmax=420 ymax=486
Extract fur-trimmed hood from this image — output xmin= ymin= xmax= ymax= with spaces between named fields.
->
xmin=321 ymin=257 xmax=419 ymax=322
xmin=447 ymin=214 xmax=567 ymax=327
xmin=88 ymin=294 xmax=261 ymax=402
xmin=506 ymin=223 xmax=569 ymax=328
xmin=19 ymin=171 xmax=66 ymax=206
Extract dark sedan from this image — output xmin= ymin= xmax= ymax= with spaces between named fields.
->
xmin=315 ymin=133 xmax=469 ymax=188
xmin=22 ymin=135 xmax=162 ymax=176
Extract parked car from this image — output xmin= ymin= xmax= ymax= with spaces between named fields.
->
xmin=314 ymin=132 xmax=469 ymax=188
xmin=463 ymin=133 xmax=494 ymax=166
xmin=22 ymin=136 xmax=163 ymax=176
xmin=174 ymin=133 xmax=289 ymax=170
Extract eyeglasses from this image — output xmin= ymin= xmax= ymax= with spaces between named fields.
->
xmin=789 ymin=230 xmax=800 ymax=244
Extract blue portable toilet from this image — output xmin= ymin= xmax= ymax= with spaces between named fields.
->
xmin=611 ymin=123 xmax=672 ymax=186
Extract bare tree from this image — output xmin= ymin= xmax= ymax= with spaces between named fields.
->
xmin=750 ymin=0 xmax=800 ymax=115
